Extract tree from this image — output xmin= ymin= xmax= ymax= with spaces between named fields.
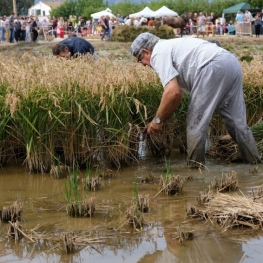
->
xmin=110 ymin=1 xmax=141 ymax=16
xmin=50 ymin=0 xmax=105 ymax=20
xmin=0 ymin=0 xmax=34 ymax=16
xmin=247 ymin=0 xmax=263 ymax=9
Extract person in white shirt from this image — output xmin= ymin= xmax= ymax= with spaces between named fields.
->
xmin=130 ymin=32 xmax=261 ymax=166
xmin=133 ymin=17 xmax=140 ymax=27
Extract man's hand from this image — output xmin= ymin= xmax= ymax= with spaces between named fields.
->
xmin=144 ymin=120 xmax=163 ymax=135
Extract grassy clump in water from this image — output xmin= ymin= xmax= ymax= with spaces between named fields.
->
xmin=65 ymin=167 xmax=95 ymax=217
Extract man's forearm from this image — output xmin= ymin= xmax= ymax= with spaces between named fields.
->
xmin=155 ymin=78 xmax=184 ymax=122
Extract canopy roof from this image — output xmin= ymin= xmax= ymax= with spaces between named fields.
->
xmin=91 ymin=10 xmax=116 ymax=19
xmin=223 ymin=2 xmax=260 ymax=14
xmin=152 ymin=6 xmax=178 ymax=17
xmin=129 ymin=6 xmax=155 ymax=18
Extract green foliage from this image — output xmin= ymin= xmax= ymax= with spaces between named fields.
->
xmin=50 ymin=0 xmax=105 ymax=20
xmin=49 ymin=0 xmax=251 ymax=23
xmin=110 ymin=1 xmax=141 ymax=16
xmin=247 ymin=0 xmax=263 ymax=9
xmin=0 ymin=0 xmax=33 ymax=16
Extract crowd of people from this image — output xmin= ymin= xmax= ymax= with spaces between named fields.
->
xmin=1 ymin=9 xmax=263 ymax=44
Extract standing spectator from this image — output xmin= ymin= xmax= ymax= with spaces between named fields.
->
xmin=244 ymin=10 xmax=253 ymax=22
xmin=92 ymin=19 xmax=98 ymax=35
xmin=58 ymin=17 xmax=65 ymax=38
xmin=5 ymin=16 xmax=10 ymax=41
xmin=25 ymin=20 xmax=31 ymax=42
xmin=197 ymin=20 xmax=206 ymax=37
xmin=42 ymin=18 xmax=49 ymax=39
xmin=236 ymin=11 xmax=244 ymax=23
xmin=79 ymin=17 xmax=85 ymax=35
xmin=215 ymin=21 xmax=221 ymax=34
xmin=116 ymin=14 xmax=124 ymax=25
xmin=147 ymin=17 xmax=153 ymax=27
xmin=9 ymin=12 xmax=15 ymax=43
xmin=101 ymin=15 xmax=110 ymax=41
xmin=20 ymin=17 xmax=26 ymax=41
xmin=125 ymin=16 xmax=134 ymax=26
xmin=222 ymin=22 xmax=227 ymax=34
xmin=67 ymin=18 xmax=73 ymax=35
xmin=197 ymin=12 xmax=206 ymax=28
xmin=207 ymin=12 xmax=216 ymax=24
xmin=260 ymin=9 xmax=263 ymax=35
xmin=254 ymin=13 xmax=261 ymax=37
xmin=235 ymin=11 xmax=244 ymax=35
xmin=52 ymin=16 xmax=58 ymax=38
xmin=14 ymin=18 xmax=21 ymax=42
xmin=197 ymin=12 xmax=207 ymax=37
xmin=1 ymin=16 xmax=7 ymax=41
xmin=31 ymin=17 xmax=38 ymax=42
xmin=133 ymin=17 xmax=140 ymax=27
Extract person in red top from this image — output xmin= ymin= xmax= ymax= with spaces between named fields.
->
xmin=148 ymin=18 xmax=153 ymax=27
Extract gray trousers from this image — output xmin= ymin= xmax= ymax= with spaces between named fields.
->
xmin=186 ymin=52 xmax=261 ymax=165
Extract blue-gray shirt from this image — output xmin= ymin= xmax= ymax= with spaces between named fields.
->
xmin=60 ymin=37 xmax=95 ymax=56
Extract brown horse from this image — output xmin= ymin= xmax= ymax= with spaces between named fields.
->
xmin=161 ymin=12 xmax=189 ymax=37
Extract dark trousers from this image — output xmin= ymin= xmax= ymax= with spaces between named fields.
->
xmin=15 ymin=29 xmax=21 ymax=42
xmin=32 ymin=29 xmax=38 ymax=42
xmin=21 ymin=30 xmax=26 ymax=41
xmin=255 ymin=24 xmax=260 ymax=36
xmin=101 ymin=29 xmax=110 ymax=41
xmin=9 ymin=28 xmax=15 ymax=43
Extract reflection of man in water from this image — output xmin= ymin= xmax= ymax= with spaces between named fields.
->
xmin=52 ymin=36 xmax=95 ymax=58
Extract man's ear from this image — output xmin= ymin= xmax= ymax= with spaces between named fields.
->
xmin=142 ymin=49 xmax=152 ymax=56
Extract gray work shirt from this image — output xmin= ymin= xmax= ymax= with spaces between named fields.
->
xmin=150 ymin=37 xmax=227 ymax=94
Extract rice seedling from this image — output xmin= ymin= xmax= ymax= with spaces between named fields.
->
xmin=50 ymin=157 xmax=69 ymax=179
xmin=64 ymin=167 xmax=96 ymax=217
xmin=60 ymin=233 xmax=76 ymax=253
xmin=177 ymin=224 xmax=194 ymax=243
xmin=137 ymin=194 xmax=150 ymax=213
xmin=157 ymin=157 xmax=184 ymax=196
xmin=139 ymin=171 xmax=155 ymax=184
xmin=1 ymin=201 xmax=23 ymax=223
xmin=7 ymin=221 xmax=23 ymax=240
xmin=125 ymin=204 xmax=145 ymax=230
xmin=99 ymin=169 xmax=118 ymax=179
xmin=210 ymin=171 xmax=238 ymax=192
xmin=159 ymin=174 xmax=184 ymax=196
xmin=84 ymin=165 xmax=102 ymax=191
xmin=197 ymin=188 xmax=215 ymax=204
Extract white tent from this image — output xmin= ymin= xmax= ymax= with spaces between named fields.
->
xmin=152 ymin=6 xmax=178 ymax=17
xmin=129 ymin=6 xmax=155 ymax=18
xmin=91 ymin=10 xmax=116 ymax=20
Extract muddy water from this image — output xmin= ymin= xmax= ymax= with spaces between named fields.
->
xmin=0 ymin=151 xmax=263 ymax=263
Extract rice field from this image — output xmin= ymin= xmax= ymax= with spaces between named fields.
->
xmin=0 ymin=36 xmax=263 ymax=173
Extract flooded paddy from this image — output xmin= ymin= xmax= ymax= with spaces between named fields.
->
xmin=0 ymin=37 xmax=263 ymax=263
xmin=0 ymin=151 xmax=263 ymax=263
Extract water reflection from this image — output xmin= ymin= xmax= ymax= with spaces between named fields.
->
xmin=0 ymin=157 xmax=263 ymax=263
